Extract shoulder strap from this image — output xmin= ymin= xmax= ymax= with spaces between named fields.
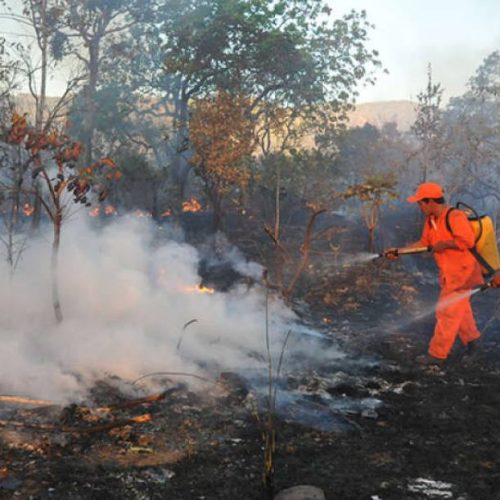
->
xmin=447 ymin=202 xmax=483 ymax=244
xmin=445 ymin=207 xmax=456 ymax=234
xmin=469 ymin=247 xmax=496 ymax=276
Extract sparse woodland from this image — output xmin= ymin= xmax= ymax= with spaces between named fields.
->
xmin=1 ymin=1 xmax=500 ymax=499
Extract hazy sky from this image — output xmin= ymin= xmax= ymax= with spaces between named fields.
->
xmin=332 ymin=0 xmax=500 ymax=103
xmin=1 ymin=0 xmax=499 ymax=104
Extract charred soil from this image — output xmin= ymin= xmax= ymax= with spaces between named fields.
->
xmin=1 ymin=271 xmax=500 ymax=500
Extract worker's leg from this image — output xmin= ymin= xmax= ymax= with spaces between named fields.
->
xmin=429 ymin=290 xmax=467 ymax=359
xmin=457 ymin=297 xmax=481 ymax=345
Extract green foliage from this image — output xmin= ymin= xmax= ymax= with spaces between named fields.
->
xmin=338 ymin=173 xmax=398 ymax=251
xmin=49 ymin=30 xmax=68 ymax=61
xmin=258 ymin=148 xmax=340 ymax=207
xmin=411 ymin=64 xmax=443 ymax=144
xmin=112 ymin=149 xmax=169 ymax=216
xmin=116 ymin=150 xmax=152 ymax=177
xmin=339 ymin=174 xmax=398 ymax=203
xmin=153 ymin=0 xmax=381 ymax=128
xmin=409 ymin=64 xmax=445 ymax=183
xmin=441 ymin=51 xmax=500 ymax=202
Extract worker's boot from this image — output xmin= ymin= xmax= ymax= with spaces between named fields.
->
xmin=465 ymin=339 xmax=480 ymax=355
xmin=462 ymin=339 xmax=482 ymax=366
xmin=416 ymin=354 xmax=445 ymax=367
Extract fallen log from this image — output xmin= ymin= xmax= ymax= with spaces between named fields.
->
xmin=97 ymin=387 xmax=180 ymax=413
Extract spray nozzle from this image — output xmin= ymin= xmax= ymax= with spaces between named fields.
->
xmin=478 ymin=278 xmax=498 ymax=292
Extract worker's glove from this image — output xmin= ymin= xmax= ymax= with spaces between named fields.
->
xmin=383 ymin=248 xmax=399 ymax=260
xmin=489 ymin=273 xmax=500 ymax=288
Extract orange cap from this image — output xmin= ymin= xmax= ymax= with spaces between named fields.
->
xmin=407 ymin=182 xmax=444 ymax=203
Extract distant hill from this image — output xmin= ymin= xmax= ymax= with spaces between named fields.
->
xmin=12 ymin=94 xmax=68 ymax=126
xmin=347 ymin=100 xmax=416 ymax=132
xmin=12 ymin=94 xmax=417 ymax=133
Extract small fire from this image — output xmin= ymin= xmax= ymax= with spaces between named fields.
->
xmin=134 ymin=209 xmax=152 ymax=218
xmin=161 ymin=209 xmax=172 ymax=217
xmin=89 ymin=207 xmax=100 ymax=217
xmin=104 ymin=204 xmax=117 ymax=215
xmin=182 ymin=198 xmax=202 ymax=213
xmin=181 ymin=284 xmax=215 ymax=295
xmin=22 ymin=203 xmax=34 ymax=216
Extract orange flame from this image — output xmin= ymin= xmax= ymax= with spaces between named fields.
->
xmin=130 ymin=414 xmax=153 ymax=424
xmin=89 ymin=207 xmax=100 ymax=217
xmin=181 ymin=284 xmax=215 ymax=295
xmin=22 ymin=203 xmax=34 ymax=216
xmin=182 ymin=198 xmax=202 ymax=213
xmin=104 ymin=204 xmax=117 ymax=215
xmin=0 ymin=395 xmax=53 ymax=406
xmin=161 ymin=209 xmax=172 ymax=217
xmin=134 ymin=209 xmax=152 ymax=218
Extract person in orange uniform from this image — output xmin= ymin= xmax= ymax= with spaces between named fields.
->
xmin=385 ymin=182 xmax=483 ymax=366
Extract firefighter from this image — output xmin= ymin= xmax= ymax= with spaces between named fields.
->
xmin=384 ymin=182 xmax=483 ymax=366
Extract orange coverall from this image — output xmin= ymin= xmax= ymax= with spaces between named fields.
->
xmin=419 ymin=209 xmax=483 ymax=359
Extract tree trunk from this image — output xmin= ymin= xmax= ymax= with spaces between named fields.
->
xmin=51 ymin=208 xmax=63 ymax=323
xmin=35 ymin=0 xmax=48 ymax=130
xmin=5 ymin=158 xmax=25 ymax=275
xmin=151 ymin=181 xmax=159 ymax=221
xmin=211 ymin=193 xmax=224 ymax=233
xmin=283 ymin=209 xmax=326 ymax=298
xmin=171 ymin=95 xmax=191 ymax=202
xmin=368 ymin=226 xmax=375 ymax=253
xmin=274 ymin=162 xmax=281 ymax=241
xmin=83 ymin=41 xmax=100 ymax=166
xmin=30 ymin=183 xmax=42 ymax=231
xmin=6 ymin=191 xmax=19 ymax=276
xmin=31 ymin=0 xmax=48 ymax=230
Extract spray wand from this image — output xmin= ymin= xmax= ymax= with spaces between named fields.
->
xmin=379 ymin=246 xmax=432 ymax=258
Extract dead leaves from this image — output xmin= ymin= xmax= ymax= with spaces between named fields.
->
xmin=7 ymin=113 xmax=28 ymax=144
xmin=189 ymin=91 xmax=255 ymax=195
xmin=5 ymin=112 xmax=121 ymax=208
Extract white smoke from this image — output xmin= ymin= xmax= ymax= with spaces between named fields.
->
xmin=0 ymin=214 xmax=325 ymax=402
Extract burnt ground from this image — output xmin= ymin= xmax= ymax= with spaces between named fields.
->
xmin=1 ymin=268 xmax=500 ymax=500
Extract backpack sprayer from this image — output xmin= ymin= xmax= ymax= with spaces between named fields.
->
xmin=450 ymin=202 xmax=500 ymax=277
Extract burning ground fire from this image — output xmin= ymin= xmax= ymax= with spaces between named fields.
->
xmin=0 ymin=215 xmax=303 ymax=403
xmin=157 ymin=268 xmax=215 ymax=295
xmin=0 ymin=215 xmax=376 ymax=445
xmin=88 ymin=205 xmax=117 ymax=217
xmin=0 ymin=210 xmax=416 ymax=500
xmin=22 ymin=203 xmax=34 ymax=216
xmin=182 ymin=198 xmax=202 ymax=213
xmin=85 ymin=200 xmax=202 ymax=219
xmin=181 ymin=284 xmax=215 ymax=295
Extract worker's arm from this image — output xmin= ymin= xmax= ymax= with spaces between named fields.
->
xmin=432 ymin=240 xmax=459 ymax=253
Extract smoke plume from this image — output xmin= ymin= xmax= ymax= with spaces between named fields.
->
xmin=0 ymin=215 xmax=330 ymax=402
